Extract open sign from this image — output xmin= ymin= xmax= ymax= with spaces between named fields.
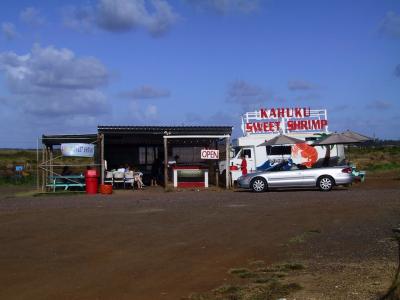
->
xmin=201 ymin=149 xmax=219 ymax=160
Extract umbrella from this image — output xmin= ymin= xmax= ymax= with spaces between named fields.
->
xmin=313 ymin=133 xmax=362 ymax=166
xmin=258 ymin=135 xmax=305 ymax=165
xmin=258 ymin=134 xmax=304 ymax=147
xmin=342 ymin=130 xmax=372 ymax=142
xmin=313 ymin=133 xmax=360 ymax=145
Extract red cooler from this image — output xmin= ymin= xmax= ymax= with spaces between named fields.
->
xmin=85 ymin=169 xmax=98 ymax=194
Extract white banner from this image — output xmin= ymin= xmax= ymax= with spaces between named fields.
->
xmin=201 ymin=149 xmax=219 ymax=160
xmin=61 ymin=143 xmax=95 ymax=158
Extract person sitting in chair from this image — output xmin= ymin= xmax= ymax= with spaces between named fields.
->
xmin=132 ymin=167 xmax=144 ymax=189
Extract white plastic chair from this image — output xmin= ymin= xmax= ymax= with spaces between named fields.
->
xmin=113 ymin=171 xmax=124 ymax=188
xmin=124 ymin=171 xmax=134 ymax=189
xmin=104 ymin=171 xmax=114 ymax=186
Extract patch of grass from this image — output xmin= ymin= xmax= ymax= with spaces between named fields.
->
xmin=14 ymin=190 xmax=40 ymax=197
xmin=0 ymin=175 xmax=36 ymax=186
xmin=228 ymin=268 xmax=250 ymax=275
xmin=288 ymin=235 xmax=306 ymax=244
xmin=248 ymin=260 xmax=265 ymax=267
xmin=214 ymin=281 xmax=302 ymax=300
xmin=252 ymin=277 xmax=273 ymax=284
xmin=282 ymin=263 xmax=305 ymax=271
xmin=212 ymin=284 xmax=239 ymax=294
xmin=365 ymin=162 xmax=400 ymax=172
xmin=184 ymin=261 xmax=305 ymax=300
xmin=186 ymin=293 xmax=209 ymax=300
xmin=33 ymin=191 xmax=85 ymax=197
xmin=345 ymin=146 xmax=400 ymax=172
xmin=288 ymin=229 xmax=321 ymax=244
xmin=267 ymin=263 xmax=305 ymax=274
xmin=228 ymin=268 xmax=257 ymax=278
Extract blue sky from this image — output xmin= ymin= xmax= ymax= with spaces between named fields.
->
xmin=0 ymin=0 xmax=399 ymax=147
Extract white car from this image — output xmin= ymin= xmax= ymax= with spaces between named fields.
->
xmin=237 ymin=162 xmax=354 ymax=192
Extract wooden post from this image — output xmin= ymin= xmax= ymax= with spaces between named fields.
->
xmin=163 ymin=136 xmax=168 ymax=190
xmin=100 ymin=133 xmax=104 ymax=184
xmin=225 ymin=136 xmax=230 ymax=189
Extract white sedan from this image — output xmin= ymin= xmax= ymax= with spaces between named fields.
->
xmin=236 ymin=163 xmax=354 ymax=192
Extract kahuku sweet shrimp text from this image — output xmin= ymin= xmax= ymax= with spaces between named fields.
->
xmin=245 ymin=107 xmax=328 ymax=133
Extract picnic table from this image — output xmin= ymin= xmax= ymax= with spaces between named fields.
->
xmin=47 ymin=174 xmax=85 ymax=192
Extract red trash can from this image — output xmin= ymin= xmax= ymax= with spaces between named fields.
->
xmin=85 ymin=169 xmax=98 ymax=194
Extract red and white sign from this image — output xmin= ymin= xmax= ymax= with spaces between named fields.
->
xmin=242 ymin=107 xmax=329 ymax=135
xmin=201 ymin=149 xmax=219 ymax=160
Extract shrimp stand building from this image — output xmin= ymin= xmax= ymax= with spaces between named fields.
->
xmin=39 ymin=126 xmax=233 ymax=191
xmin=220 ymin=107 xmax=344 ymax=182
xmin=38 ymin=107 xmax=343 ymax=191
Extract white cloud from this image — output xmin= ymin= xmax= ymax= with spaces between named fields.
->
xmin=395 ymin=64 xmax=400 ymax=77
xmin=20 ymin=7 xmax=45 ymax=26
xmin=119 ymin=85 xmax=170 ymax=99
xmin=226 ymin=80 xmax=275 ymax=109
xmin=187 ymin=0 xmax=259 ymax=14
xmin=127 ymin=101 xmax=159 ymax=122
xmin=1 ymin=22 xmax=18 ymax=40
xmin=64 ymin=0 xmax=178 ymax=37
xmin=145 ymin=104 xmax=158 ymax=119
xmin=288 ymin=80 xmax=316 ymax=91
xmin=379 ymin=11 xmax=400 ymax=38
xmin=96 ymin=0 xmax=148 ymax=32
xmin=366 ymin=100 xmax=393 ymax=110
xmin=62 ymin=5 xmax=96 ymax=33
xmin=0 ymin=44 xmax=109 ymax=118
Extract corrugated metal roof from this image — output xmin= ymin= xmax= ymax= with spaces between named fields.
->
xmin=98 ymin=126 xmax=232 ymax=135
xmin=42 ymin=134 xmax=98 ymax=146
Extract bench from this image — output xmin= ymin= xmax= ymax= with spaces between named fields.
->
xmin=47 ymin=175 xmax=86 ymax=192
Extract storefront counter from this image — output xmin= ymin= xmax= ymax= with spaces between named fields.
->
xmin=173 ymin=166 xmax=209 ymax=188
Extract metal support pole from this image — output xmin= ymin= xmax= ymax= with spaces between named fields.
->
xmin=49 ymin=147 xmax=53 ymax=178
xmin=163 ymin=137 xmax=168 ymax=190
xmin=41 ymin=144 xmax=45 ymax=191
xmin=100 ymin=133 xmax=104 ymax=184
xmin=45 ymin=147 xmax=49 ymax=190
xmin=225 ymin=136 xmax=230 ymax=189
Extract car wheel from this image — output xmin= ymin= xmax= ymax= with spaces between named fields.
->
xmin=318 ymin=176 xmax=334 ymax=191
xmin=251 ymin=177 xmax=267 ymax=193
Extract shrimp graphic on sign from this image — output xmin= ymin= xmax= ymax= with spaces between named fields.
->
xmin=292 ymin=143 xmax=318 ymax=168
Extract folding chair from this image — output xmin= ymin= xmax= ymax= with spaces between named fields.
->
xmin=104 ymin=171 xmax=114 ymax=187
xmin=124 ymin=171 xmax=134 ymax=189
xmin=113 ymin=171 xmax=124 ymax=188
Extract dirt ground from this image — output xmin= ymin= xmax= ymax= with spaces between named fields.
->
xmin=0 ymin=175 xmax=399 ymax=300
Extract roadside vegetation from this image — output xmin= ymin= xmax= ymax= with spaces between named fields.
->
xmin=346 ymin=145 xmax=400 ymax=173
xmin=0 ymin=149 xmax=92 ymax=187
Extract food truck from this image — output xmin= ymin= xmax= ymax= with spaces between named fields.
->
xmin=219 ymin=107 xmax=345 ymax=183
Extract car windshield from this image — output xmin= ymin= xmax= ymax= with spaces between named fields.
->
xmin=268 ymin=162 xmax=302 ymax=172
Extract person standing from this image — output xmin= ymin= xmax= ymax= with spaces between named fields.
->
xmin=151 ymin=158 xmax=161 ymax=186
xmin=241 ymin=154 xmax=248 ymax=176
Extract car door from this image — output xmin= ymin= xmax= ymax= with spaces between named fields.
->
xmin=265 ymin=164 xmax=306 ymax=187
xmin=301 ymin=168 xmax=320 ymax=186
